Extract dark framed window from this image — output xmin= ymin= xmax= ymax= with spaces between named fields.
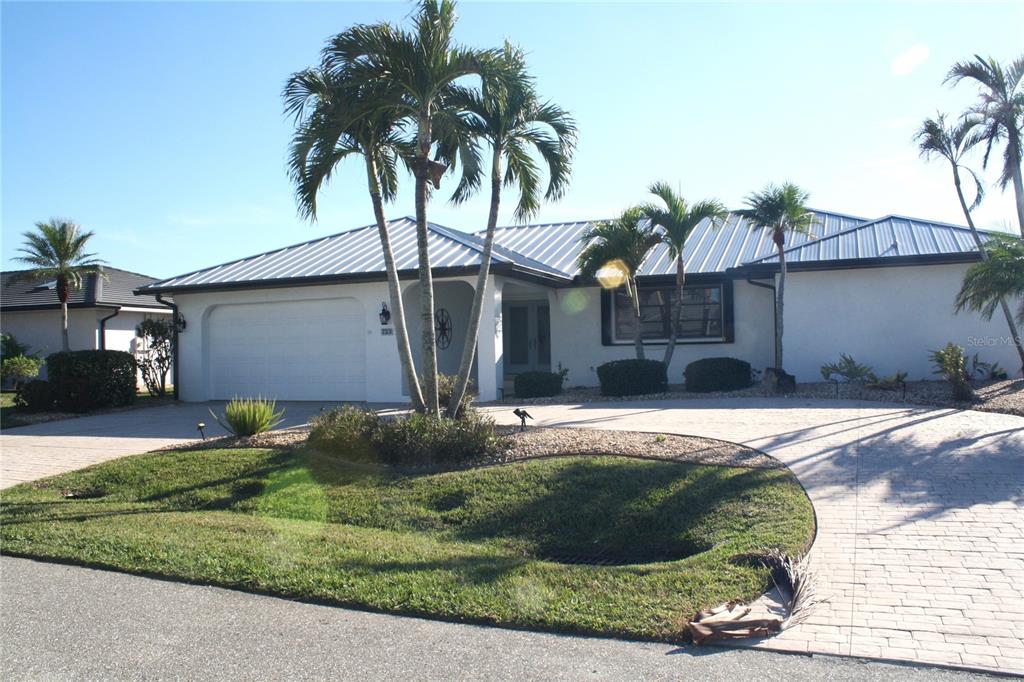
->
xmin=612 ymin=285 xmax=724 ymax=342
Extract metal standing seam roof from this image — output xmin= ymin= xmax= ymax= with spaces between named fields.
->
xmin=140 ymin=217 xmax=571 ymax=293
xmin=744 ymin=215 xmax=995 ymax=265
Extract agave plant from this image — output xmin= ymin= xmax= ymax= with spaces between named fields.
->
xmin=210 ymin=397 xmax=285 ymax=437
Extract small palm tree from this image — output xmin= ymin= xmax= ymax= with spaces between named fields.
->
xmin=638 ymin=182 xmax=728 ymax=368
xmin=945 ymin=54 xmax=1024 ymax=236
xmin=577 ymin=207 xmax=659 ymax=360
xmin=956 ymin=234 xmax=1024 ymax=327
xmin=283 ymin=65 xmax=426 ymax=412
xmin=737 ymin=183 xmax=818 ymax=376
xmin=12 ymin=220 xmax=105 ymax=351
xmin=916 ymin=113 xmax=1024 ymax=372
xmin=323 ymin=0 xmax=504 ymax=415
xmin=444 ymin=43 xmax=577 ymax=417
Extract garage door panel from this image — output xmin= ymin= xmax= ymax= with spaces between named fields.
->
xmin=207 ymin=299 xmax=365 ymax=401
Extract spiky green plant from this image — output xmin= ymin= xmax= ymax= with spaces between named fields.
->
xmin=210 ymin=397 xmax=285 ymax=437
xmin=929 ymin=343 xmax=975 ymax=402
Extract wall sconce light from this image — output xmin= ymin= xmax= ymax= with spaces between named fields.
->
xmin=379 ymin=302 xmax=391 ymax=326
xmin=175 ymin=314 xmax=187 ymax=334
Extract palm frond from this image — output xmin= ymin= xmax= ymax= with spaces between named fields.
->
xmin=955 ymin=235 xmax=1024 ymax=322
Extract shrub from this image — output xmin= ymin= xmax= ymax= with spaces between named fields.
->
xmin=210 ymin=397 xmax=285 ymax=437
xmin=866 ymin=371 xmax=908 ymax=392
xmin=14 ymin=379 xmax=55 ymax=412
xmin=2 ymin=355 xmax=42 ymax=388
xmin=1 ymin=333 xmax=31 ymax=359
xmin=820 ymin=354 xmax=873 ymax=384
xmin=930 ymin=343 xmax=975 ymax=402
xmin=685 ymin=357 xmax=753 ymax=393
xmin=514 ymin=371 xmax=564 ymax=398
xmin=970 ymin=354 xmax=1007 ymax=381
xmin=436 ymin=373 xmax=476 ymax=416
xmin=596 ymin=359 xmax=667 ymax=397
xmin=309 ymin=406 xmax=505 ymax=466
xmin=46 ymin=350 xmax=137 ymax=412
xmin=136 ymin=318 xmax=175 ymax=397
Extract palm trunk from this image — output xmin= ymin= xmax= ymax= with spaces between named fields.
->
xmin=366 ymin=154 xmax=426 ymax=412
xmin=775 ymin=238 xmax=786 ymax=372
xmin=953 ymin=165 xmax=1024 ymax=373
xmin=628 ymin=278 xmax=645 ymax=360
xmin=662 ymin=255 xmax=685 ymax=368
xmin=414 ymin=116 xmax=440 ymax=416
xmin=1009 ymin=133 xmax=1024 ymax=238
xmin=58 ymin=275 xmax=70 ymax=351
xmin=446 ymin=146 xmax=502 ymax=418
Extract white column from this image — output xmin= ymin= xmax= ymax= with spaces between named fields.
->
xmin=476 ymin=276 xmax=503 ymax=401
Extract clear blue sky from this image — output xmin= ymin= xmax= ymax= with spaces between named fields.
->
xmin=3 ymin=1 xmax=1022 ymax=279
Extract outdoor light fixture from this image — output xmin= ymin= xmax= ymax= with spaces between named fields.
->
xmin=379 ymin=302 xmax=391 ymax=326
xmin=175 ymin=314 xmax=187 ymax=334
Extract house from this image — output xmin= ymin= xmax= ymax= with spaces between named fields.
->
xmin=1 ymin=267 xmax=173 ymax=362
xmin=137 ymin=212 xmax=1021 ymax=403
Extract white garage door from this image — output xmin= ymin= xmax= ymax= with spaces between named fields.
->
xmin=207 ymin=298 xmax=366 ymax=401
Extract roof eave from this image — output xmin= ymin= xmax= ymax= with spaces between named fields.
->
xmin=731 ymin=252 xmax=983 ymax=275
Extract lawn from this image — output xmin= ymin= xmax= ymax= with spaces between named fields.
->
xmin=0 ymin=447 xmax=814 ymax=641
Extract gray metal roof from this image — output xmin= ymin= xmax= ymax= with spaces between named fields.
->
xmin=1 ymin=267 xmax=169 ymax=311
xmin=141 ymin=217 xmax=570 ymax=293
xmin=485 ymin=209 xmax=866 ymax=277
xmin=745 ymin=215 xmax=994 ymax=265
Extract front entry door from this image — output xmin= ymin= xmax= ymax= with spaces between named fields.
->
xmin=504 ymin=301 xmax=551 ymax=373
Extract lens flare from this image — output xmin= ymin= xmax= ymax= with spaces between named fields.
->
xmin=560 ymin=289 xmax=588 ymax=315
xmin=596 ymin=259 xmax=629 ymax=290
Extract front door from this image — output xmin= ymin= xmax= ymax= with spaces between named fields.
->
xmin=504 ymin=301 xmax=551 ymax=374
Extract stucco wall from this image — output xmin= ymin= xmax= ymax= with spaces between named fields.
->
xmin=782 ymin=263 xmax=1023 ymax=381
xmin=1 ymin=308 xmax=160 ymax=357
xmin=546 ymin=280 xmax=775 ymax=387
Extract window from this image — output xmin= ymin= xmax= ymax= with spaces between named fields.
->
xmin=612 ymin=285 xmax=724 ymax=342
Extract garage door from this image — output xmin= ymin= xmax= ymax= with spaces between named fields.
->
xmin=207 ymin=298 xmax=366 ymax=401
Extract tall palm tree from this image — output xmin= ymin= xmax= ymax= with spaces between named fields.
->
xmin=638 ymin=182 xmax=728 ymax=368
xmin=916 ymin=113 xmax=1024 ymax=372
xmin=283 ymin=65 xmax=426 ymax=412
xmin=444 ymin=43 xmax=577 ymax=417
xmin=577 ymin=207 xmax=659 ymax=360
xmin=956 ymin=234 xmax=1024 ymax=327
xmin=737 ymin=183 xmax=818 ymax=377
xmin=323 ymin=0 xmax=502 ymax=415
xmin=11 ymin=219 xmax=105 ymax=351
xmin=945 ymin=54 xmax=1024 ymax=236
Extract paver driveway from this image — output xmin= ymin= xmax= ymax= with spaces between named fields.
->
xmin=0 ymin=401 xmax=338 ymax=488
xmin=487 ymin=398 xmax=1024 ymax=675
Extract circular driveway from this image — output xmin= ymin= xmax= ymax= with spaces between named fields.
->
xmin=486 ymin=397 xmax=1024 ymax=675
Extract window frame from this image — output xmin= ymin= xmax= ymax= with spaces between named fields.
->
xmin=600 ymin=278 xmax=735 ymax=346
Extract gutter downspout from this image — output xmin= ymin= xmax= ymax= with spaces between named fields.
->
xmin=745 ymin=273 xmax=777 ymax=374
xmin=98 ymin=307 xmax=121 ymax=350
xmin=156 ymin=293 xmax=179 ymax=401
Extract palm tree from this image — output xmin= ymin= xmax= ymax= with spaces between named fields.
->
xmin=638 ymin=183 xmax=728 ymax=368
xmin=577 ymin=207 xmax=659 ymax=360
xmin=323 ymin=0 xmax=502 ymax=415
xmin=956 ymin=235 xmax=1024 ymax=327
xmin=283 ymin=65 xmax=426 ymax=412
xmin=444 ymin=43 xmax=577 ymax=417
xmin=11 ymin=219 xmax=105 ymax=352
xmin=945 ymin=54 xmax=1024 ymax=236
xmin=737 ymin=183 xmax=818 ymax=377
xmin=915 ymin=113 xmax=1024 ymax=372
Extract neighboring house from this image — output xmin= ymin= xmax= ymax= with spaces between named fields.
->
xmin=1 ymin=267 xmax=173 ymax=364
xmin=138 ymin=212 xmax=1021 ymax=403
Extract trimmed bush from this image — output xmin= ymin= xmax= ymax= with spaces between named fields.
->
xmin=436 ymin=373 xmax=476 ymax=416
xmin=46 ymin=350 xmax=137 ymax=413
xmin=2 ymin=355 xmax=42 ymax=388
xmin=210 ymin=397 xmax=285 ymax=437
xmin=514 ymin=371 xmax=564 ymax=398
xmin=309 ymin=405 xmax=505 ymax=466
xmin=14 ymin=379 xmax=55 ymax=412
xmin=596 ymin=359 xmax=667 ymax=397
xmin=685 ymin=357 xmax=753 ymax=393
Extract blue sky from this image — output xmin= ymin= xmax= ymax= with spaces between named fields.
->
xmin=3 ymin=1 xmax=1022 ymax=279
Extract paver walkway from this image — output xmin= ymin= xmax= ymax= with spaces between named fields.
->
xmin=486 ymin=398 xmax=1024 ymax=675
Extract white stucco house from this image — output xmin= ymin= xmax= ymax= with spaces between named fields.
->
xmin=137 ymin=211 xmax=1021 ymax=403
xmin=1 ymin=267 xmax=173 ymax=366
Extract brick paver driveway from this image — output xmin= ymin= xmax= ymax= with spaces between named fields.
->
xmin=0 ymin=402 xmax=339 ymax=489
xmin=486 ymin=398 xmax=1024 ymax=675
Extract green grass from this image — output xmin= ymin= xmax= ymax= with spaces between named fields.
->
xmin=0 ymin=448 xmax=814 ymax=641
xmin=1 ymin=391 xmax=27 ymax=428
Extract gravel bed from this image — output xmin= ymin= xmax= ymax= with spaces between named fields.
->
xmin=500 ymin=379 xmax=1024 ymax=417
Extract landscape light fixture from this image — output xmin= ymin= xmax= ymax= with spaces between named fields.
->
xmin=379 ymin=302 xmax=391 ymax=326
xmin=197 ymin=422 xmax=206 ymax=440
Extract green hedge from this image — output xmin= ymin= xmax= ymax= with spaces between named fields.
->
xmin=15 ymin=379 xmax=55 ymax=412
xmin=46 ymin=350 xmax=137 ymax=413
xmin=596 ymin=359 xmax=667 ymax=397
xmin=684 ymin=357 xmax=752 ymax=393
xmin=514 ymin=371 xmax=563 ymax=398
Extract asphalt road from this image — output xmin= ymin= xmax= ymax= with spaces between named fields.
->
xmin=0 ymin=557 xmax=1002 ymax=681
